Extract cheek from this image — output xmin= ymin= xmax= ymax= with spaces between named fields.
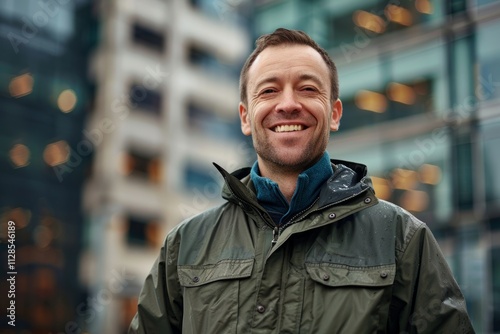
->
xmin=250 ymin=105 xmax=268 ymax=125
xmin=308 ymin=102 xmax=331 ymax=121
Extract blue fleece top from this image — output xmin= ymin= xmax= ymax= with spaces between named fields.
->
xmin=250 ymin=152 xmax=333 ymax=225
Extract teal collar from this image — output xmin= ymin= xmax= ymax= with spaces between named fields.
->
xmin=250 ymin=152 xmax=333 ymax=225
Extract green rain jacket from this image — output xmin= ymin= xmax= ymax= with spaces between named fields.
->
xmin=129 ymin=160 xmax=474 ymax=333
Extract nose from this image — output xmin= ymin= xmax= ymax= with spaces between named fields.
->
xmin=275 ymin=88 xmax=301 ymax=114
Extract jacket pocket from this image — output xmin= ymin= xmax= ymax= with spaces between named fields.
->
xmin=305 ymin=263 xmax=395 ymax=287
xmin=178 ymin=259 xmax=253 ymax=334
xmin=304 ymin=263 xmax=395 ymax=333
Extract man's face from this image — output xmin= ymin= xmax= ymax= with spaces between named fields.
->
xmin=239 ymin=44 xmax=342 ymax=174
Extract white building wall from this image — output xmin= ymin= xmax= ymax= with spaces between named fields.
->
xmin=82 ymin=0 xmax=250 ymax=332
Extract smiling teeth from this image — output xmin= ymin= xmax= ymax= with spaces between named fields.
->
xmin=275 ymin=125 xmax=303 ymax=132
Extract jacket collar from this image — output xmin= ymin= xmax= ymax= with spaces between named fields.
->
xmin=318 ymin=159 xmax=372 ymax=208
xmin=213 ymin=159 xmax=373 ymax=214
xmin=249 ymin=152 xmax=333 ymax=225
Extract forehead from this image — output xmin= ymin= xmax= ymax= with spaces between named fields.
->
xmin=248 ymin=44 xmax=329 ymax=84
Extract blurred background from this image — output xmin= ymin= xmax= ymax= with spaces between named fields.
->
xmin=0 ymin=0 xmax=499 ymax=333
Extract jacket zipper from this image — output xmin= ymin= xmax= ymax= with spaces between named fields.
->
xmin=226 ymin=174 xmax=371 ymax=247
xmin=272 ymin=226 xmax=279 ymax=245
xmin=224 ymin=179 xmax=278 ymax=239
xmin=276 ymin=188 xmax=371 ymax=243
xmin=278 ymin=197 xmax=320 ymax=234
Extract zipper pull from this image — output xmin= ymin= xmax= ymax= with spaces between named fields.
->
xmin=272 ymin=227 xmax=279 ymax=246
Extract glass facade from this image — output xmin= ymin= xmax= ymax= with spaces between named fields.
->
xmin=0 ymin=0 xmax=97 ymax=332
xmin=253 ymin=0 xmax=500 ymax=331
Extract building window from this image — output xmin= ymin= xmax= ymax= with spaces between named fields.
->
xmin=125 ymin=216 xmax=161 ymax=248
xmin=326 ymin=1 xmax=438 ymax=49
xmin=481 ymin=119 xmax=500 ymax=207
xmin=129 ymin=83 xmax=163 ymax=115
xmin=386 ymin=79 xmax=434 ymax=120
xmin=187 ymin=44 xmax=237 ymax=78
xmin=371 ymin=162 xmax=444 ymax=224
xmin=186 ymin=101 xmax=240 ymax=139
xmin=131 ymin=23 xmax=165 ymax=53
xmin=477 ymin=19 xmax=500 ymax=103
xmin=122 ymin=150 xmax=162 ymax=184
xmin=340 ymin=78 xmax=434 ymax=132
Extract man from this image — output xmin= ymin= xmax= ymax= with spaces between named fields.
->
xmin=129 ymin=28 xmax=474 ymax=333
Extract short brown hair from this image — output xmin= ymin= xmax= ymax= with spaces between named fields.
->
xmin=239 ymin=28 xmax=339 ymax=105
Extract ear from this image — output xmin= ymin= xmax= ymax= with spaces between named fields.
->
xmin=239 ymin=102 xmax=252 ymax=136
xmin=330 ymin=99 xmax=343 ymax=132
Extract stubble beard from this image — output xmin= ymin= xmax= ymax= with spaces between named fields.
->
xmin=253 ymin=132 xmax=329 ymax=174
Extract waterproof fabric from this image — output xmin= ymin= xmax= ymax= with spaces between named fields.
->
xmin=129 ymin=160 xmax=475 ymax=334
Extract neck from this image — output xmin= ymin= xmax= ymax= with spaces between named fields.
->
xmin=257 ymin=158 xmax=317 ymax=202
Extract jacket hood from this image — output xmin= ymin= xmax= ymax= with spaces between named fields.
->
xmin=213 ymin=159 xmax=374 ymax=211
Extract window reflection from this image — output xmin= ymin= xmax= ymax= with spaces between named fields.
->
xmin=481 ymin=119 xmax=500 ymax=205
xmin=341 ymin=78 xmax=434 ymax=132
xmin=478 ymin=20 xmax=500 ymax=103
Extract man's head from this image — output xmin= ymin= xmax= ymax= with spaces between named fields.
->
xmin=238 ymin=28 xmax=342 ymax=176
xmin=239 ymin=28 xmax=339 ymax=106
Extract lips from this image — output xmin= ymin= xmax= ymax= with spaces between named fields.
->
xmin=274 ymin=124 xmax=304 ymax=132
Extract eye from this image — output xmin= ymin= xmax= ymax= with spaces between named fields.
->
xmin=302 ymin=86 xmax=317 ymax=92
xmin=260 ymin=88 xmax=277 ymax=95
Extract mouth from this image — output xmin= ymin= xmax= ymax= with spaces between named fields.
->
xmin=273 ymin=124 xmax=305 ymax=133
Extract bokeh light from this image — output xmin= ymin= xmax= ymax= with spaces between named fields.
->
xmin=387 ymin=82 xmax=417 ymax=105
xmin=57 ymin=89 xmax=78 ymax=113
xmin=9 ymin=143 xmax=31 ymax=168
xmin=415 ymin=0 xmax=433 ymax=14
xmin=353 ymin=10 xmax=386 ymax=34
xmin=355 ymin=90 xmax=388 ymax=113
xmin=9 ymin=73 xmax=34 ymax=98
xmin=43 ymin=140 xmax=70 ymax=166
xmin=385 ymin=5 xmax=413 ymax=26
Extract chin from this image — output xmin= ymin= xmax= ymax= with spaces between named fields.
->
xmin=274 ymin=154 xmax=318 ymax=170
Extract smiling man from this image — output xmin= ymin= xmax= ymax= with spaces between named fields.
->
xmin=129 ymin=28 xmax=474 ymax=333
xmin=240 ymin=43 xmax=342 ymax=201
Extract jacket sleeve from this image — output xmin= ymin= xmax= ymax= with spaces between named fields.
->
xmin=389 ymin=216 xmax=475 ymax=333
xmin=128 ymin=234 xmax=183 ymax=334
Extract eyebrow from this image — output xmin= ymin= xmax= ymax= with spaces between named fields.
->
xmin=254 ymin=73 xmax=325 ymax=91
xmin=254 ymin=76 xmax=280 ymax=90
xmin=297 ymin=73 xmax=324 ymax=88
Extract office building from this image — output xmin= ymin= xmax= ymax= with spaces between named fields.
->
xmin=0 ymin=0 xmax=97 ymax=332
xmin=81 ymin=0 xmax=250 ymax=332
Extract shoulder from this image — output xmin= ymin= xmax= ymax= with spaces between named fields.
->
xmin=356 ymin=199 xmax=427 ymax=253
xmin=374 ymin=200 xmax=437 ymax=257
